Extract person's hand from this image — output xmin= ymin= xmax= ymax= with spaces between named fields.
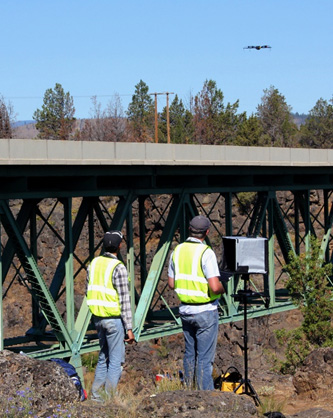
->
xmin=124 ymin=329 xmax=135 ymax=344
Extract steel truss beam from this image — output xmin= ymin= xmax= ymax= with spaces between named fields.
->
xmin=1 ymin=183 xmax=333 ymax=375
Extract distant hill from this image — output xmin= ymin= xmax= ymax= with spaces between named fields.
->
xmin=12 ymin=120 xmax=83 ymax=139
xmin=13 ymin=120 xmax=35 ymax=128
xmin=13 ymin=121 xmax=38 ymax=139
xmin=292 ymin=112 xmax=308 ymax=127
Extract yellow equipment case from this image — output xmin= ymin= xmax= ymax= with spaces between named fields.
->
xmin=215 ymin=366 xmax=244 ymax=394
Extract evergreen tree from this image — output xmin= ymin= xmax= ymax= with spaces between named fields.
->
xmin=33 ymin=83 xmax=76 ymax=140
xmin=127 ymin=80 xmax=154 ymax=142
xmin=235 ymin=114 xmax=267 ymax=146
xmin=256 ymin=86 xmax=298 ymax=147
xmin=220 ymin=101 xmax=247 ymax=145
xmin=0 ymin=95 xmax=14 ymax=139
xmin=299 ymin=97 xmax=333 ymax=148
xmin=193 ymin=79 xmax=224 ymax=144
xmin=193 ymin=79 xmax=245 ymax=145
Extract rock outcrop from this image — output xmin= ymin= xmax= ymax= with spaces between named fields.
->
xmin=0 ymin=350 xmax=79 ymax=416
xmin=293 ymin=347 xmax=333 ymax=400
xmin=0 ymin=348 xmax=333 ymax=417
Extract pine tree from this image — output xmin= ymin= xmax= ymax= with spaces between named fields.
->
xmin=0 ymin=95 xmax=14 ymax=139
xmin=235 ymin=115 xmax=267 ymax=146
xmin=127 ymin=80 xmax=154 ymax=142
xmin=193 ymin=79 xmax=245 ymax=145
xmin=256 ymin=86 xmax=298 ymax=147
xmin=299 ymin=98 xmax=333 ymax=148
xmin=33 ymin=83 xmax=76 ymax=140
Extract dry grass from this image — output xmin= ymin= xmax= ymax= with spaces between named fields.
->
xmin=82 ymin=357 xmax=185 ymax=403
xmin=258 ymin=394 xmax=286 ymax=417
xmin=154 ymin=375 xmax=184 ymax=393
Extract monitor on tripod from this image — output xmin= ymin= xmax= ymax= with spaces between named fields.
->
xmin=221 ymin=236 xmax=268 ymax=275
xmin=220 ymin=236 xmax=268 ymax=406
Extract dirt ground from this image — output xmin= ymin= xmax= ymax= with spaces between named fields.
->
xmin=81 ymin=312 xmax=333 ymax=417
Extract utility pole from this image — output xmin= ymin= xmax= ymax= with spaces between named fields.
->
xmin=151 ymin=93 xmax=161 ymax=144
xmin=166 ymin=92 xmax=171 ymax=144
xmin=150 ymin=92 xmax=174 ymax=143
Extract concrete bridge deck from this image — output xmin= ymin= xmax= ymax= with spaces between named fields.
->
xmin=1 ymin=138 xmax=332 ymax=167
xmin=1 ymin=139 xmax=333 ymax=200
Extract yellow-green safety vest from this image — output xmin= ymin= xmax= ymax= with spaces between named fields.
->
xmin=173 ymin=242 xmax=220 ymax=304
xmin=86 ymin=256 xmax=122 ymax=317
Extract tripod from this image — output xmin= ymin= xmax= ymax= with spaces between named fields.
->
xmin=232 ymin=273 xmax=261 ymax=406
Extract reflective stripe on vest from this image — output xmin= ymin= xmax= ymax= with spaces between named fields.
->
xmin=173 ymin=242 xmax=219 ymax=304
xmin=86 ymin=256 xmax=122 ymax=317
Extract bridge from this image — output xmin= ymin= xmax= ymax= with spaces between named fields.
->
xmin=1 ymin=138 xmax=333 ymax=376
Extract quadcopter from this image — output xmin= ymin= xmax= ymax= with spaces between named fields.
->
xmin=243 ymin=45 xmax=271 ymax=50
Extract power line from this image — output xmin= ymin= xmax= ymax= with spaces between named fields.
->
xmin=5 ymin=93 xmax=134 ymax=100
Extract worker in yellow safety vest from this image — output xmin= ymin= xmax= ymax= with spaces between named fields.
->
xmin=86 ymin=230 xmax=135 ymax=402
xmin=168 ymin=215 xmax=225 ymax=390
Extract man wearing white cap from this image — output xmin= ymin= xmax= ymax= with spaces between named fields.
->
xmin=168 ymin=215 xmax=224 ymax=390
xmin=86 ymin=230 xmax=135 ymax=401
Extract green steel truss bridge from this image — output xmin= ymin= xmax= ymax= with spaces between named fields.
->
xmin=1 ymin=138 xmax=333 ymax=376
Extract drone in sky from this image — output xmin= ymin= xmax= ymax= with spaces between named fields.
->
xmin=243 ymin=45 xmax=272 ymax=50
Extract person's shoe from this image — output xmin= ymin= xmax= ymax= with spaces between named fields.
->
xmin=90 ymin=396 xmax=104 ymax=403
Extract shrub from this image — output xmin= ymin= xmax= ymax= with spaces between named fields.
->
xmin=276 ymin=236 xmax=333 ymax=373
xmin=236 ymin=192 xmax=257 ymax=215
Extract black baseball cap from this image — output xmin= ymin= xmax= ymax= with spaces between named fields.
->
xmin=189 ymin=215 xmax=211 ymax=232
xmin=103 ymin=230 xmax=123 ymax=252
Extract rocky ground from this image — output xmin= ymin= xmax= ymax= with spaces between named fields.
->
xmin=1 ymin=311 xmax=333 ymax=417
xmin=1 ymin=195 xmax=332 ymax=416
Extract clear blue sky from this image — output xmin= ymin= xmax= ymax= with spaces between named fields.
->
xmin=2 ymin=0 xmax=333 ymax=121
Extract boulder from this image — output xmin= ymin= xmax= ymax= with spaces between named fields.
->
xmin=138 ymin=390 xmax=258 ymax=418
xmin=0 ymin=350 xmax=79 ymax=413
xmin=293 ymin=347 xmax=333 ymax=400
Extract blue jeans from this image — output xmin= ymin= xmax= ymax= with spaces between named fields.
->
xmin=180 ymin=309 xmax=219 ymax=390
xmin=91 ymin=316 xmax=125 ymax=400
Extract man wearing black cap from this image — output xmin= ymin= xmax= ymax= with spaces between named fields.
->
xmin=168 ymin=215 xmax=224 ymax=390
xmin=86 ymin=230 xmax=135 ymax=401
